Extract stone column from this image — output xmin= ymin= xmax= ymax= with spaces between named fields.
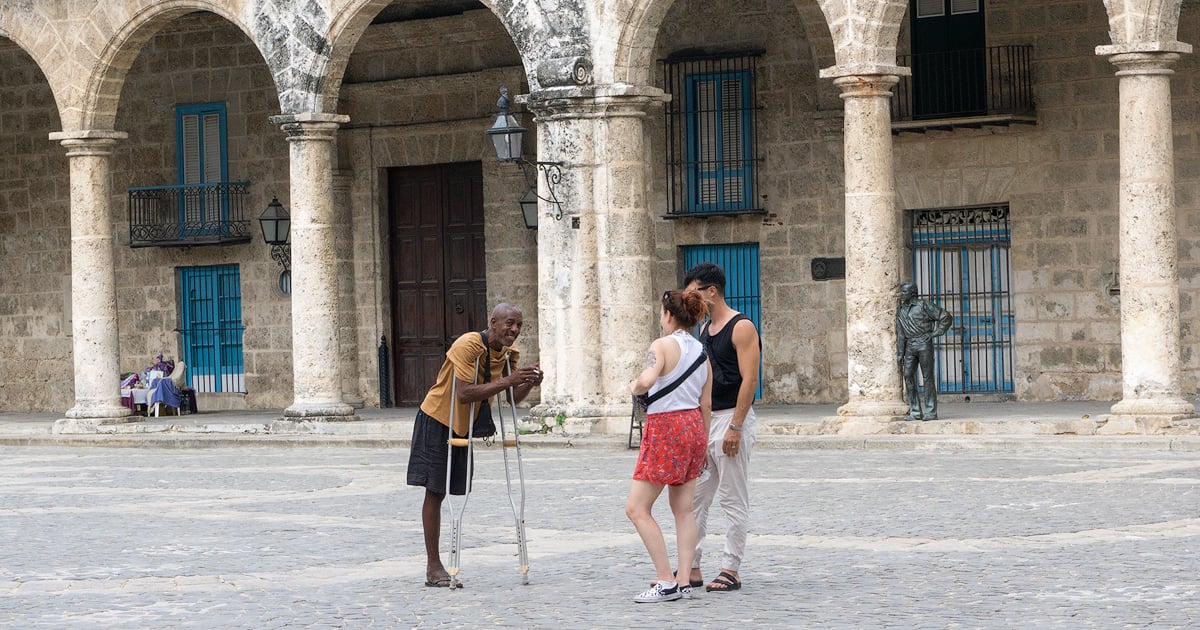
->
xmin=49 ymin=130 xmax=132 ymax=423
xmin=332 ymin=170 xmax=364 ymax=408
xmin=271 ymin=113 xmax=355 ymax=420
xmin=1099 ymin=47 xmax=1194 ymax=424
xmin=822 ymin=71 xmax=910 ymax=424
xmin=525 ymin=85 xmax=663 ymax=433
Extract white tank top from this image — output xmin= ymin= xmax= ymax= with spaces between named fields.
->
xmin=647 ymin=331 xmax=707 ymax=414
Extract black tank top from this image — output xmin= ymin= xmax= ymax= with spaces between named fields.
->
xmin=700 ymin=313 xmax=747 ymax=411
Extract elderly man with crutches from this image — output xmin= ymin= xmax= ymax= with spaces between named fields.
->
xmin=406 ymin=303 xmax=543 ymax=588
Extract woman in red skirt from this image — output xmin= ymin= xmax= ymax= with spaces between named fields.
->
xmin=626 ymin=289 xmax=713 ymax=603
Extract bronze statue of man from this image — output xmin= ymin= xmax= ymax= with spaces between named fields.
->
xmin=896 ymin=282 xmax=953 ymax=420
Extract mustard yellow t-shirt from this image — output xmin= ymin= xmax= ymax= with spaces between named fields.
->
xmin=420 ymin=332 xmax=519 ymax=436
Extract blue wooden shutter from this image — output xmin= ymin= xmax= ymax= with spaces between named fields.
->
xmin=175 ymin=103 xmax=229 ymax=234
xmin=685 ymin=71 xmax=753 ymax=213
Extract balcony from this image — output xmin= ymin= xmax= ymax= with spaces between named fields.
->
xmin=892 ymin=45 xmax=1035 ymax=134
xmin=127 ymin=182 xmax=254 ymax=248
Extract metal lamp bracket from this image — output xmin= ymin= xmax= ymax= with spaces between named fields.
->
xmin=516 ymin=159 xmax=565 ymax=221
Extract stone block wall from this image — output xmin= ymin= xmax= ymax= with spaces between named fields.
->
xmin=0 ymin=42 xmax=73 ymax=410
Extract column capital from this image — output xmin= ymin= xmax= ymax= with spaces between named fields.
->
xmin=830 ymin=74 xmax=901 ymax=100
xmin=1096 ymin=41 xmax=1191 ymax=57
xmin=48 ymin=129 xmax=128 ymax=155
xmin=820 ymin=64 xmax=911 ymax=80
xmin=1104 ymin=51 xmax=1183 ymax=76
xmin=270 ymin=113 xmax=349 ymax=140
xmin=524 ymin=83 xmax=667 ymax=120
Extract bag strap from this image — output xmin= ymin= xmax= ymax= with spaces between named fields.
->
xmin=645 ymin=350 xmax=707 ymax=405
xmin=477 ymin=331 xmax=491 ymax=383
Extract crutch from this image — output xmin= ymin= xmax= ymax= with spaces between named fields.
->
xmin=496 ymin=355 xmax=530 ymax=584
xmin=444 ymin=357 xmax=484 ymax=590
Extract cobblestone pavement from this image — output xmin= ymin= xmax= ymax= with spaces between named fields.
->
xmin=2 ymin=444 xmax=1199 ymax=628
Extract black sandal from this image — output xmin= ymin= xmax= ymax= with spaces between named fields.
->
xmin=706 ymin=571 xmax=741 ymax=592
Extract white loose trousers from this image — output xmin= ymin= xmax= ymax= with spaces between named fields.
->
xmin=691 ymin=406 xmax=756 ymax=573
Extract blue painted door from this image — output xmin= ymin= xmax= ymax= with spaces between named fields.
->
xmin=179 ymin=264 xmax=245 ymax=393
xmin=682 ymin=243 xmax=762 ymax=400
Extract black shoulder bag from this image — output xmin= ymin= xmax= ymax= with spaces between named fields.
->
xmin=632 ymin=350 xmax=708 ymax=414
xmin=470 ymin=331 xmax=498 ymax=438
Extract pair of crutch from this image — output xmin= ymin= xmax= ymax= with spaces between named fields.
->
xmin=443 ymin=354 xmax=529 ymax=588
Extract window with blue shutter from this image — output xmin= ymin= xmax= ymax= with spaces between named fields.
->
xmin=664 ymin=53 xmax=763 ymax=216
xmin=175 ymin=102 xmax=229 ymax=236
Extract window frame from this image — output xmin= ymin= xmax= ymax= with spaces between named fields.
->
xmin=662 ymin=51 xmax=764 ymax=217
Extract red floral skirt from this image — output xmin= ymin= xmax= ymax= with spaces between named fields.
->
xmin=633 ymin=407 xmax=707 ymax=486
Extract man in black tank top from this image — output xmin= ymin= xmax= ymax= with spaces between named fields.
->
xmin=683 ymin=262 xmax=760 ymax=593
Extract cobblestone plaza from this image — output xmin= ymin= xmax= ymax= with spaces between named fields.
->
xmin=2 ymin=443 xmax=1198 ymax=628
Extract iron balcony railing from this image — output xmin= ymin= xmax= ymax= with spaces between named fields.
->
xmin=892 ymin=45 xmax=1034 ymax=124
xmin=128 ymin=182 xmax=254 ymax=248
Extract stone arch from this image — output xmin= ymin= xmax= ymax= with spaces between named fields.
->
xmin=0 ymin=15 xmax=72 ymax=128
xmin=325 ymin=0 xmax=587 ymax=105
xmin=606 ymin=0 xmax=838 ymax=90
xmin=81 ymin=1 xmax=261 ymax=131
xmin=1103 ymin=0 xmax=1184 ymax=45
xmin=322 ymin=0 xmax=397 ymax=111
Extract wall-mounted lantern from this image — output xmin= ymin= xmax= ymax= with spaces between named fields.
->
xmin=259 ymin=196 xmax=292 ymax=297
xmin=485 ymin=86 xmax=565 ymax=225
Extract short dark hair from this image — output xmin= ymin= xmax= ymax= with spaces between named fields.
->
xmin=683 ymin=262 xmax=726 ymax=295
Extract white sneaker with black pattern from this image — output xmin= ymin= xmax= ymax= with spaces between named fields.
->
xmin=634 ymin=582 xmax=682 ymax=603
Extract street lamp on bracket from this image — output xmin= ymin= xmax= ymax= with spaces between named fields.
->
xmin=486 ymin=85 xmax=565 ymax=225
xmin=258 ymin=196 xmax=292 ymax=294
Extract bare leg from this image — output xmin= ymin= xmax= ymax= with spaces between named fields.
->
xmin=668 ymin=480 xmax=698 ymax=585
xmin=422 ymin=489 xmax=448 ymax=582
xmin=626 ymin=479 xmax=672 ymax=582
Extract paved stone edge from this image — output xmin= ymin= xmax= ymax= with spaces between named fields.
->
xmin=2 ymin=433 xmax=1200 ymax=451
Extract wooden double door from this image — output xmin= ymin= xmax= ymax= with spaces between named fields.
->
xmin=388 ymin=162 xmax=487 ymax=405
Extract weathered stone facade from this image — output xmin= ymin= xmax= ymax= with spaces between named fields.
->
xmin=0 ymin=0 xmax=1197 ymax=432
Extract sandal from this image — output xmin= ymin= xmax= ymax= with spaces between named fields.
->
xmin=706 ymin=570 xmax=741 ymax=592
xmin=424 ymin=575 xmax=463 ymax=588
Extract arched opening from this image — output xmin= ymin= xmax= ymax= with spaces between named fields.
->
xmin=331 ymin=1 xmax=532 ymax=406
xmin=0 ymin=37 xmax=69 ymax=411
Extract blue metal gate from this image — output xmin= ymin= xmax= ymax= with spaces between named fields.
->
xmin=682 ymin=243 xmax=762 ymax=399
xmin=178 ymin=264 xmax=246 ymax=393
xmin=909 ymin=204 xmax=1014 ymax=393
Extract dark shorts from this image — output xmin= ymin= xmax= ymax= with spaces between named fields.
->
xmin=407 ymin=409 xmax=473 ymax=496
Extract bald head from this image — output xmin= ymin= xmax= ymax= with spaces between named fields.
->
xmin=486 ymin=302 xmax=524 ymax=349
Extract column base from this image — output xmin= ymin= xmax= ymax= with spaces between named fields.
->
xmin=64 ymin=403 xmax=134 ymax=421
xmin=527 ymin=402 xmax=628 ymax=435
xmin=824 ymin=400 xmax=909 ymax=435
xmin=53 ymin=416 xmax=139 ymax=434
xmin=1101 ymin=397 xmax=1195 ymax=434
xmin=283 ymin=402 xmax=357 ymax=421
xmin=1109 ymin=397 xmax=1194 ymax=417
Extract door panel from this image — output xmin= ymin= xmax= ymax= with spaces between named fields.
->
xmin=388 ymin=163 xmax=486 ymax=405
xmin=911 ymin=0 xmax=985 ymax=119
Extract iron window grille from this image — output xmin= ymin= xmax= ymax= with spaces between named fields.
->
xmin=907 ymin=203 xmax=1015 ymax=394
xmin=663 ymin=51 xmax=765 ymax=217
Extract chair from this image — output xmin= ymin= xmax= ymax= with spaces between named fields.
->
xmin=148 ymin=361 xmax=196 ymax=417
xmin=172 ymin=362 xmax=198 ymax=414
